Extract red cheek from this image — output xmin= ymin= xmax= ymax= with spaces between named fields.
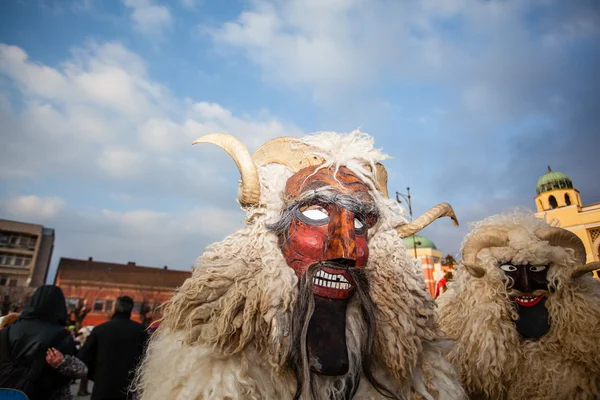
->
xmin=281 ymin=220 xmax=327 ymax=277
xmin=355 ymin=235 xmax=369 ymax=267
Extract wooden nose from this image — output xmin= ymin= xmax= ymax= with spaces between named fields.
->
xmin=325 ymin=209 xmax=357 ymax=261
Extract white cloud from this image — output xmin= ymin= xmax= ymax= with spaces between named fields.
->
xmin=210 ymin=0 xmax=374 ymax=100
xmin=184 ymin=101 xmax=302 ymax=150
xmin=208 ymin=0 xmax=598 ymax=109
xmin=139 ymin=118 xmax=182 ymax=152
xmin=4 ymin=196 xmax=66 ymax=219
xmin=0 ymin=42 xmax=163 ymax=118
xmin=0 ymin=41 xmax=300 ymax=181
xmin=208 ymin=1 xmax=425 ymax=99
xmin=0 ymin=39 xmax=301 ymax=272
xmin=123 ymin=0 xmax=173 ymax=36
xmin=193 ymin=102 xmax=232 ymax=120
xmin=184 ymin=206 xmax=244 ymax=238
xmin=101 ymin=206 xmax=242 ymax=240
xmin=98 ymin=148 xmax=143 ymax=179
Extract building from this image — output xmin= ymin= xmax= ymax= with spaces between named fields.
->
xmin=54 ymin=257 xmax=192 ymax=326
xmin=0 ymin=219 xmax=55 ymax=288
xmin=534 ymin=166 xmax=600 ymax=279
xmin=402 ymin=234 xmax=444 ymax=296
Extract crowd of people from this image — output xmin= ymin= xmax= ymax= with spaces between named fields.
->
xmin=0 ymin=286 xmax=148 ymax=400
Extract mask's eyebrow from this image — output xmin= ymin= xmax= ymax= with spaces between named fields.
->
xmin=295 ymin=190 xmax=378 ymax=218
xmin=268 ymin=187 xmax=379 ymax=235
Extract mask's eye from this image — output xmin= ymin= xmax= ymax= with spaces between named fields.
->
xmin=529 ymin=265 xmax=547 ymax=272
xmin=354 ymin=218 xmax=364 ymax=230
xmin=500 ymin=264 xmax=517 ymax=272
xmin=301 ymin=208 xmax=329 ymax=222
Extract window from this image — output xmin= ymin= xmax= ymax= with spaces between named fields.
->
xmin=105 ymin=300 xmax=114 ymax=312
xmin=0 ymin=276 xmax=7 ymax=286
xmin=0 ymin=235 xmax=8 ymax=245
xmin=549 ymin=195 xmax=558 ymax=209
xmin=93 ymin=300 xmax=105 ymax=312
xmin=8 ymin=279 xmax=17 ymax=287
xmin=66 ymin=298 xmax=80 ymax=311
xmin=9 ymin=236 xmax=19 ymax=245
xmin=565 ymin=194 xmax=571 ymax=206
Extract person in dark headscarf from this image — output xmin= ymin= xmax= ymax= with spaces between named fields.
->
xmin=9 ymin=285 xmax=72 ymax=358
xmin=4 ymin=285 xmax=87 ymax=400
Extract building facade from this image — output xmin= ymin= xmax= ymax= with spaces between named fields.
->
xmin=55 ymin=257 xmax=191 ymax=326
xmin=534 ymin=166 xmax=600 ymax=279
xmin=402 ymin=234 xmax=444 ymax=296
xmin=0 ymin=219 xmax=55 ymax=288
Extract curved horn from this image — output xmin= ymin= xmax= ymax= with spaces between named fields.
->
xmin=252 ymin=137 xmax=324 ymax=170
xmin=192 ymin=134 xmax=260 ymax=206
xmin=374 ymin=163 xmax=389 ymax=198
xmin=535 ymin=227 xmax=587 ymax=266
xmin=571 ymin=262 xmax=600 ymax=279
xmin=396 ymin=203 xmax=459 ymax=238
xmin=461 ymin=230 xmax=509 ymax=278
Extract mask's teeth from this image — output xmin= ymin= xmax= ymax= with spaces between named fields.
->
xmin=313 ymin=272 xmax=353 ymax=290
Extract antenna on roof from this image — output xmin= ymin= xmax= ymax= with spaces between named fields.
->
xmin=547 ymin=165 xmax=552 ymax=172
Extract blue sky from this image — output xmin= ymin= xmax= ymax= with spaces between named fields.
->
xmin=1 ymin=0 xmax=599 ymax=281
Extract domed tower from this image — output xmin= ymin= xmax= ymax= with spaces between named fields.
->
xmin=402 ymin=234 xmax=442 ymax=297
xmin=535 ymin=166 xmax=582 ymax=212
xmin=402 ymin=234 xmax=437 ymax=253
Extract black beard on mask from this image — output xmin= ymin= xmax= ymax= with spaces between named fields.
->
xmin=513 ymin=297 xmax=551 ymax=339
xmin=286 ymin=262 xmax=398 ymax=400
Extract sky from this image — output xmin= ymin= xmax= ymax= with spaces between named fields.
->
xmin=0 ymin=0 xmax=598 ymax=282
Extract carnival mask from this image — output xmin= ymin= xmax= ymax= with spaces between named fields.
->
xmin=498 ymin=262 xmax=551 ymax=339
xmin=462 ymin=226 xmax=598 ymax=341
xmin=270 ymin=165 xmax=379 ymax=376
xmin=279 ymin=166 xmax=377 ymax=300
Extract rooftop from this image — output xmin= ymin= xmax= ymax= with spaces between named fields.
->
xmin=56 ymin=257 xmax=191 ymax=289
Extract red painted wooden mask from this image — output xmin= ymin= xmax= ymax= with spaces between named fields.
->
xmin=279 ymin=166 xmax=378 ymax=300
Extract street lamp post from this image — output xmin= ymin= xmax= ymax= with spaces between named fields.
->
xmin=396 ymin=187 xmax=421 ymax=258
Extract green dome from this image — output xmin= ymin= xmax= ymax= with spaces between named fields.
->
xmin=402 ymin=234 xmax=437 ymax=250
xmin=536 ymin=166 xmax=573 ymax=195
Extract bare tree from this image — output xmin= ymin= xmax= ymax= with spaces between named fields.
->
xmin=69 ymin=298 xmax=90 ymax=330
xmin=0 ymin=286 xmax=34 ymax=316
xmin=442 ymin=254 xmax=456 ymax=267
xmin=138 ymin=289 xmax=161 ymax=328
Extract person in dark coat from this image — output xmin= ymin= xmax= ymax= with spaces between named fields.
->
xmin=4 ymin=285 xmax=87 ymax=400
xmin=78 ymin=295 xmax=149 ymax=400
